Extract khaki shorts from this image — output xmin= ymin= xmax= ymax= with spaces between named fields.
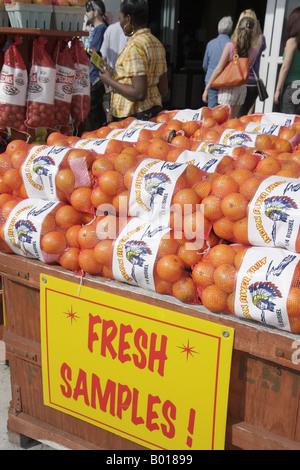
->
xmin=218 ymin=84 xmax=247 ymax=106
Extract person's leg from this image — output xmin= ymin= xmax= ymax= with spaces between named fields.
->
xmin=237 ymin=85 xmax=258 ymax=117
xmin=88 ymin=81 xmax=107 ymax=130
xmin=207 ymin=87 xmax=218 ymax=109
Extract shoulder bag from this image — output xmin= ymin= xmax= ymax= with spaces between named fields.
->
xmin=252 ymin=67 xmax=268 ymax=101
xmin=212 ymin=42 xmax=249 ymax=89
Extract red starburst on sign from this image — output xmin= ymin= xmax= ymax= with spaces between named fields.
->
xmin=63 ymin=306 xmax=79 ymax=324
xmin=178 ymin=340 xmax=199 ymax=360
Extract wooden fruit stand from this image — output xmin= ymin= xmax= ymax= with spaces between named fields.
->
xmin=1 ymin=250 xmax=300 ymax=450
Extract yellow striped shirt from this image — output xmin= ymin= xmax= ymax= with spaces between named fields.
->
xmin=111 ymin=28 xmax=167 ymax=119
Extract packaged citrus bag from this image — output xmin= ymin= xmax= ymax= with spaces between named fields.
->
xmin=192 ymin=243 xmax=300 ymax=333
xmin=0 ymin=195 xmax=84 ymax=264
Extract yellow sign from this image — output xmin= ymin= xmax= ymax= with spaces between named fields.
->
xmin=40 ymin=274 xmax=234 ymax=450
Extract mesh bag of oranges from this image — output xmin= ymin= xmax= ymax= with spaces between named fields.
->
xmin=0 ymin=194 xmax=85 ymax=264
xmin=0 ymin=140 xmax=96 ymax=213
xmin=192 ymin=243 xmax=300 ymax=333
xmin=154 ymin=105 xmax=231 ymax=127
xmin=239 ymin=112 xmax=300 ymax=132
xmin=74 ymin=214 xmax=209 ymax=304
xmin=201 ymin=170 xmax=300 ymax=254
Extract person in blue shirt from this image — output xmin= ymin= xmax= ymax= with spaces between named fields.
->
xmin=203 ymin=16 xmax=233 ymax=108
xmin=85 ymin=0 xmax=108 ymax=130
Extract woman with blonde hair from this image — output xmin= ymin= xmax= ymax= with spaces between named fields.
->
xmin=232 ymin=9 xmax=267 ymax=117
xmin=202 ymin=16 xmax=258 ymax=118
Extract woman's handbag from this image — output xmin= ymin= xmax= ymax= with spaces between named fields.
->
xmin=252 ymin=68 xmax=268 ymax=101
xmin=212 ymin=43 xmax=249 ymax=89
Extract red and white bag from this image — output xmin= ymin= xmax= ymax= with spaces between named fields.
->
xmin=25 ymin=37 xmax=56 ymax=130
xmin=53 ymin=39 xmax=76 ymax=127
xmin=0 ymin=36 xmax=28 ymax=133
xmin=69 ymin=38 xmax=90 ymax=127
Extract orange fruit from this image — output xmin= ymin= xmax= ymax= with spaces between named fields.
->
xmin=46 ymin=132 xmax=66 ymax=146
xmin=172 ymin=188 xmax=201 ymax=215
xmin=170 ymin=135 xmax=191 ymax=150
xmin=11 ymin=150 xmax=27 ymax=169
xmin=67 ymin=148 xmax=95 ymax=169
xmin=182 ymin=211 xmax=210 ymax=241
xmin=0 ymin=193 xmax=14 ymax=207
xmin=234 ymin=247 xmax=247 ymax=269
xmin=201 ymin=195 xmax=223 ymax=221
xmin=193 ymin=180 xmax=212 ymax=200
xmin=216 ymin=156 xmax=235 ymax=174
xmin=92 ymin=157 xmax=114 ymax=177
xmin=274 ymin=137 xmax=292 ymax=153
xmin=91 ymin=186 xmax=113 ymax=209
xmin=184 ymin=164 xmax=204 ymax=187
xmin=0 ymin=153 xmax=12 ymax=176
xmin=172 ymin=276 xmax=197 ymax=303
xmin=157 ymin=233 xmax=179 ymax=258
xmin=278 ymin=159 xmax=300 ymax=177
xmin=154 ymin=273 xmax=172 ymax=295
xmin=3 ymin=168 xmax=22 ymax=190
xmin=232 ymin=217 xmax=249 ymax=245
xmin=70 ymin=187 xmax=93 ymax=213
xmin=6 ymin=139 xmax=29 ymax=156
xmin=211 ymin=174 xmax=239 ymax=198
xmin=156 ymin=254 xmax=184 ymax=282
xmin=287 ymin=287 xmax=300 ymax=317
xmin=59 ymin=247 xmax=80 ymax=271
xmin=55 ymin=169 xmax=76 ymax=195
xmin=182 ymin=121 xmax=200 ymax=137
xmin=98 ymin=170 xmax=124 ymax=196
xmin=1 ymin=199 xmax=19 ymax=219
xmin=211 ymin=105 xmax=229 ymax=124
xmin=192 ymin=260 xmax=215 ymax=288
xmin=229 ymin=168 xmax=252 ymax=186
xmin=234 ymin=152 xmax=259 ymax=171
xmin=113 ymin=152 xmax=137 ymax=174
xmin=177 ymin=243 xmax=204 ymax=267
xmin=255 ymin=134 xmax=273 ymax=151
xmin=94 ymin=239 xmax=113 ymax=266
xmin=55 ymin=204 xmax=81 ymax=229
xmin=255 ymin=157 xmax=281 ymax=175
xmin=202 ymin=117 xmax=217 ymax=128
xmin=105 ymin=139 xmax=124 ymax=155
xmin=213 ymin=263 xmax=237 ymax=293
xmin=239 ymin=175 xmax=262 ymax=200
xmin=227 ymin=292 xmax=235 ymax=314
xmin=41 ymin=214 xmax=57 ymax=236
xmin=41 ymin=231 xmax=67 ymax=254
xmin=212 ymin=217 xmax=234 ymax=241
xmin=201 ymin=284 xmax=228 ymax=312
xmin=224 ymin=118 xmax=243 ymax=130
xmin=65 ymin=224 xmax=81 ymax=247
xmin=112 ymin=190 xmax=129 ymax=215
xmin=78 ymin=222 xmax=99 ymax=249
xmin=221 ymin=193 xmax=248 ymax=221
xmin=147 ymin=139 xmax=171 ymax=159
xmin=209 ymin=244 xmax=235 ymax=266
xmin=78 ymin=248 xmax=103 ymax=275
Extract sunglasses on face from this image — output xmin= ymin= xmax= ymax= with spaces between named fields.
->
xmin=86 ymin=1 xmax=94 ymax=12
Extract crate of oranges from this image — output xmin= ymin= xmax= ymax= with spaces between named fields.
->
xmin=192 ymin=243 xmax=300 ymax=334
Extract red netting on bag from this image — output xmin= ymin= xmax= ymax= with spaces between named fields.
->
xmin=0 ymin=36 xmax=27 ymax=134
xmin=25 ymin=37 xmax=56 ymax=130
xmin=53 ymin=39 xmax=76 ymax=127
xmin=69 ymin=38 xmax=90 ymax=128
xmin=192 ymin=243 xmax=300 ymax=333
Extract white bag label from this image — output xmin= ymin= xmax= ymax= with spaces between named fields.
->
xmin=218 ymin=129 xmax=257 ymax=147
xmin=4 ymin=198 xmax=60 ymax=261
xmin=194 ymin=141 xmax=236 ymax=156
xmin=106 ymin=119 xmax=163 ymax=142
xmin=234 ymin=246 xmax=299 ymax=330
xmin=175 ymin=149 xmax=221 ymax=173
xmin=55 ymin=65 xmax=75 ymax=103
xmin=0 ymin=64 xmax=28 ymax=106
xmin=74 ymin=137 xmax=110 ymax=153
xmin=173 ymin=108 xmax=203 ymax=122
xmin=259 ymin=112 xmax=297 ymax=127
xmin=73 ymin=63 xmax=90 ymax=97
xmin=27 ymin=65 xmax=56 ymax=104
xmin=248 ymin=176 xmax=300 ymax=252
xmin=112 ymin=217 xmax=170 ymax=290
xmin=21 ymin=145 xmax=70 ymax=200
xmin=128 ymin=158 xmax=187 ymax=223
xmin=245 ymin=122 xmax=281 ymax=136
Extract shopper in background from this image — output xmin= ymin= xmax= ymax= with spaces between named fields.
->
xmin=235 ymin=9 xmax=266 ymax=117
xmin=100 ymin=20 xmax=128 ymax=70
xmin=99 ymin=0 xmax=168 ymax=121
xmin=85 ymin=0 xmax=108 ymax=131
xmin=202 ymin=16 xmax=233 ymax=109
xmin=202 ymin=16 xmax=258 ymax=118
xmin=274 ymin=7 xmax=300 ymax=114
